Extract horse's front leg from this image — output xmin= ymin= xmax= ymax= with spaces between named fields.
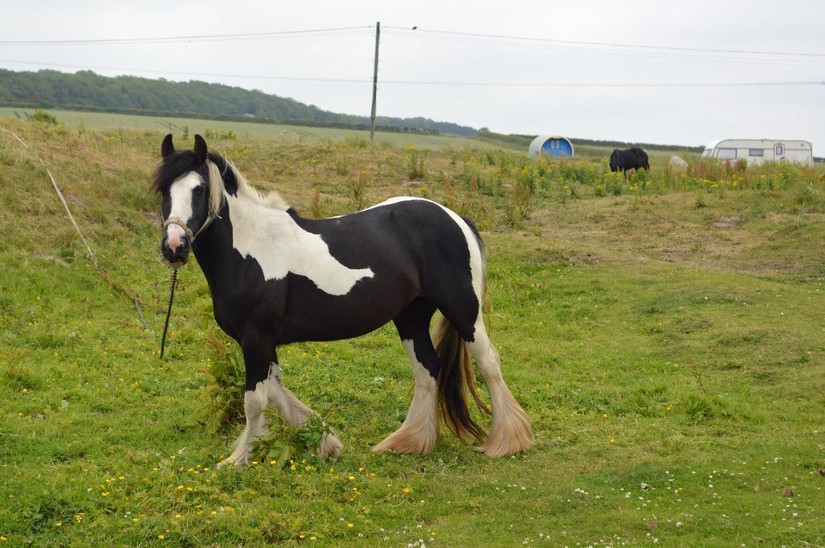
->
xmin=266 ymin=353 xmax=343 ymax=460
xmin=219 ymin=331 xmax=272 ymax=468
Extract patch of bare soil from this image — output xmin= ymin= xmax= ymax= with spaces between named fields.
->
xmin=712 ymin=216 xmax=741 ymax=228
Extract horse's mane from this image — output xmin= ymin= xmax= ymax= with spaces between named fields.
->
xmin=153 ymin=147 xmax=290 ymax=216
xmin=207 ymin=152 xmax=289 ymax=212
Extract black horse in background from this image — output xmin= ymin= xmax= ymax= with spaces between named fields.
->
xmin=609 ymin=147 xmax=650 ymax=177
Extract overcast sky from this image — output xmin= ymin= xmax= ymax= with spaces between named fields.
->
xmin=2 ymin=0 xmax=824 ymax=150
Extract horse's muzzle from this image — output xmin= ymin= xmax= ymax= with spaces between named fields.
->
xmin=161 ymin=233 xmax=190 ymax=268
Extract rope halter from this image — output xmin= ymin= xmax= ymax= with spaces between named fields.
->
xmin=162 ymin=212 xmax=216 ymax=244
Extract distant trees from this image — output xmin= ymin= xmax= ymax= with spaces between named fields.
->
xmin=0 ymin=69 xmax=478 ymax=136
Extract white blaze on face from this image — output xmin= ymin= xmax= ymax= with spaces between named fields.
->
xmin=165 ymin=173 xmax=202 ymax=251
xmin=227 ymin=194 xmax=374 ymax=296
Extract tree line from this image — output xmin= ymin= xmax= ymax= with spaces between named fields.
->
xmin=0 ymin=69 xmax=478 ymax=136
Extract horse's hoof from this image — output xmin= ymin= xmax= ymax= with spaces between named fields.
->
xmin=317 ymin=433 xmax=343 ymax=460
xmin=474 ymin=434 xmax=533 ymax=457
xmin=217 ymin=456 xmax=246 ymax=469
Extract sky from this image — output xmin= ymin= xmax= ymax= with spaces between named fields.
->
xmin=2 ymin=0 xmax=824 ymax=150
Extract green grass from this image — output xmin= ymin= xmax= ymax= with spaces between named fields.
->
xmin=0 ymin=107 xmax=500 ymax=151
xmin=0 ymin=116 xmax=823 ymax=545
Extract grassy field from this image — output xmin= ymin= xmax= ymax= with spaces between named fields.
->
xmin=0 ymin=115 xmax=823 ymax=546
xmin=0 ymin=108 xmax=501 ymax=151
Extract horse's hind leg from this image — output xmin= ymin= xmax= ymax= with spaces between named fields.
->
xmin=466 ymin=319 xmax=533 ymax=457
xmin=373 ymin=299 xmax=440 ymax=455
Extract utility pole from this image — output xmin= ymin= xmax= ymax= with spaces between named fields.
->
xmin=369 ymin=21 xmax=380 ymax=141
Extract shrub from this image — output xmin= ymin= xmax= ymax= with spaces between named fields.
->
xmin=347 ymin=170 xmax=367 ymax=211
xmin=203 ymin=128 xmax=236 ymax=140
xmin=26 ymin=109 xmax=58 ymax=125
xmin=199 ymin=331 xmax=245 ymax=432
xmin=406 ymin=145 xmax=426 ymax=181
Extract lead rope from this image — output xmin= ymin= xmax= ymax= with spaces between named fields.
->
xmin=160 ymin=268 xmax=178 ymax=359
xmin=158 ymin=208 xmax=215 ymax=359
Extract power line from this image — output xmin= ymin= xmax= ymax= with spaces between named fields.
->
xmin=381 ymin=28 xmax=825 ymax=69
xmin=0 ymin=26 xmax=369 ymax=46
xmin=383 ymin=26 xmax=825 ymax=59
xmin=2 ymin=21 xmax=823 ymax=90
xmin=2 ymin=25 xmax=822 ymax=75
xmin=4 ymin=24 xmax=822 ymax=60
xmin=388 ymin=33 xmax=825 ymax=69
xmin=2 ymin=59 xmax=821 ymax=89
xmin=380 ymin=79 xmax=825 ymax=88
xmin=0 ymin=59 xmax=370 ymax=83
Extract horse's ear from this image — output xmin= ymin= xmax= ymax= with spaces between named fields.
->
xmin=194 ymin=135 xmax=208 ymax=166
xmin=161 ymin=134 xmax=175 ymax=158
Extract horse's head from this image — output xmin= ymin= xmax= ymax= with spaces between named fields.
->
xmin=154 ymin=134 xmax=220 ymax=268
xmin=609 ymin=149 xmax=620 ymax=172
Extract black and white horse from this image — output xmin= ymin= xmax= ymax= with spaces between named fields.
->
xmin=153 ymin=135 xmax=532 ymax=466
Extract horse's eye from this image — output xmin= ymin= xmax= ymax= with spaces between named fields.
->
xmin=194 ymin=186 xmax=205 ymax=195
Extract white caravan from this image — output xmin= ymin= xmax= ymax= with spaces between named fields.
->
xmin=701 ymin=139 xmax=813 ymax=166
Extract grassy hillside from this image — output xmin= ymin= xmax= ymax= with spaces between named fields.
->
xmin=0 ymin=116 xmax=823 ymax=545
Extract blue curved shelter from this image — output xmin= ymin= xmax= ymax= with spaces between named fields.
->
xmin=528 ymin=135 xmax=574 ymax=158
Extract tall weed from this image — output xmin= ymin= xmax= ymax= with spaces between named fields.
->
xmin=199 ymin=330 xmax=245 ymax=432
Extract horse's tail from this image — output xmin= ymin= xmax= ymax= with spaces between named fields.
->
xmin=433 ymin=316 xmax=492 ymax=442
